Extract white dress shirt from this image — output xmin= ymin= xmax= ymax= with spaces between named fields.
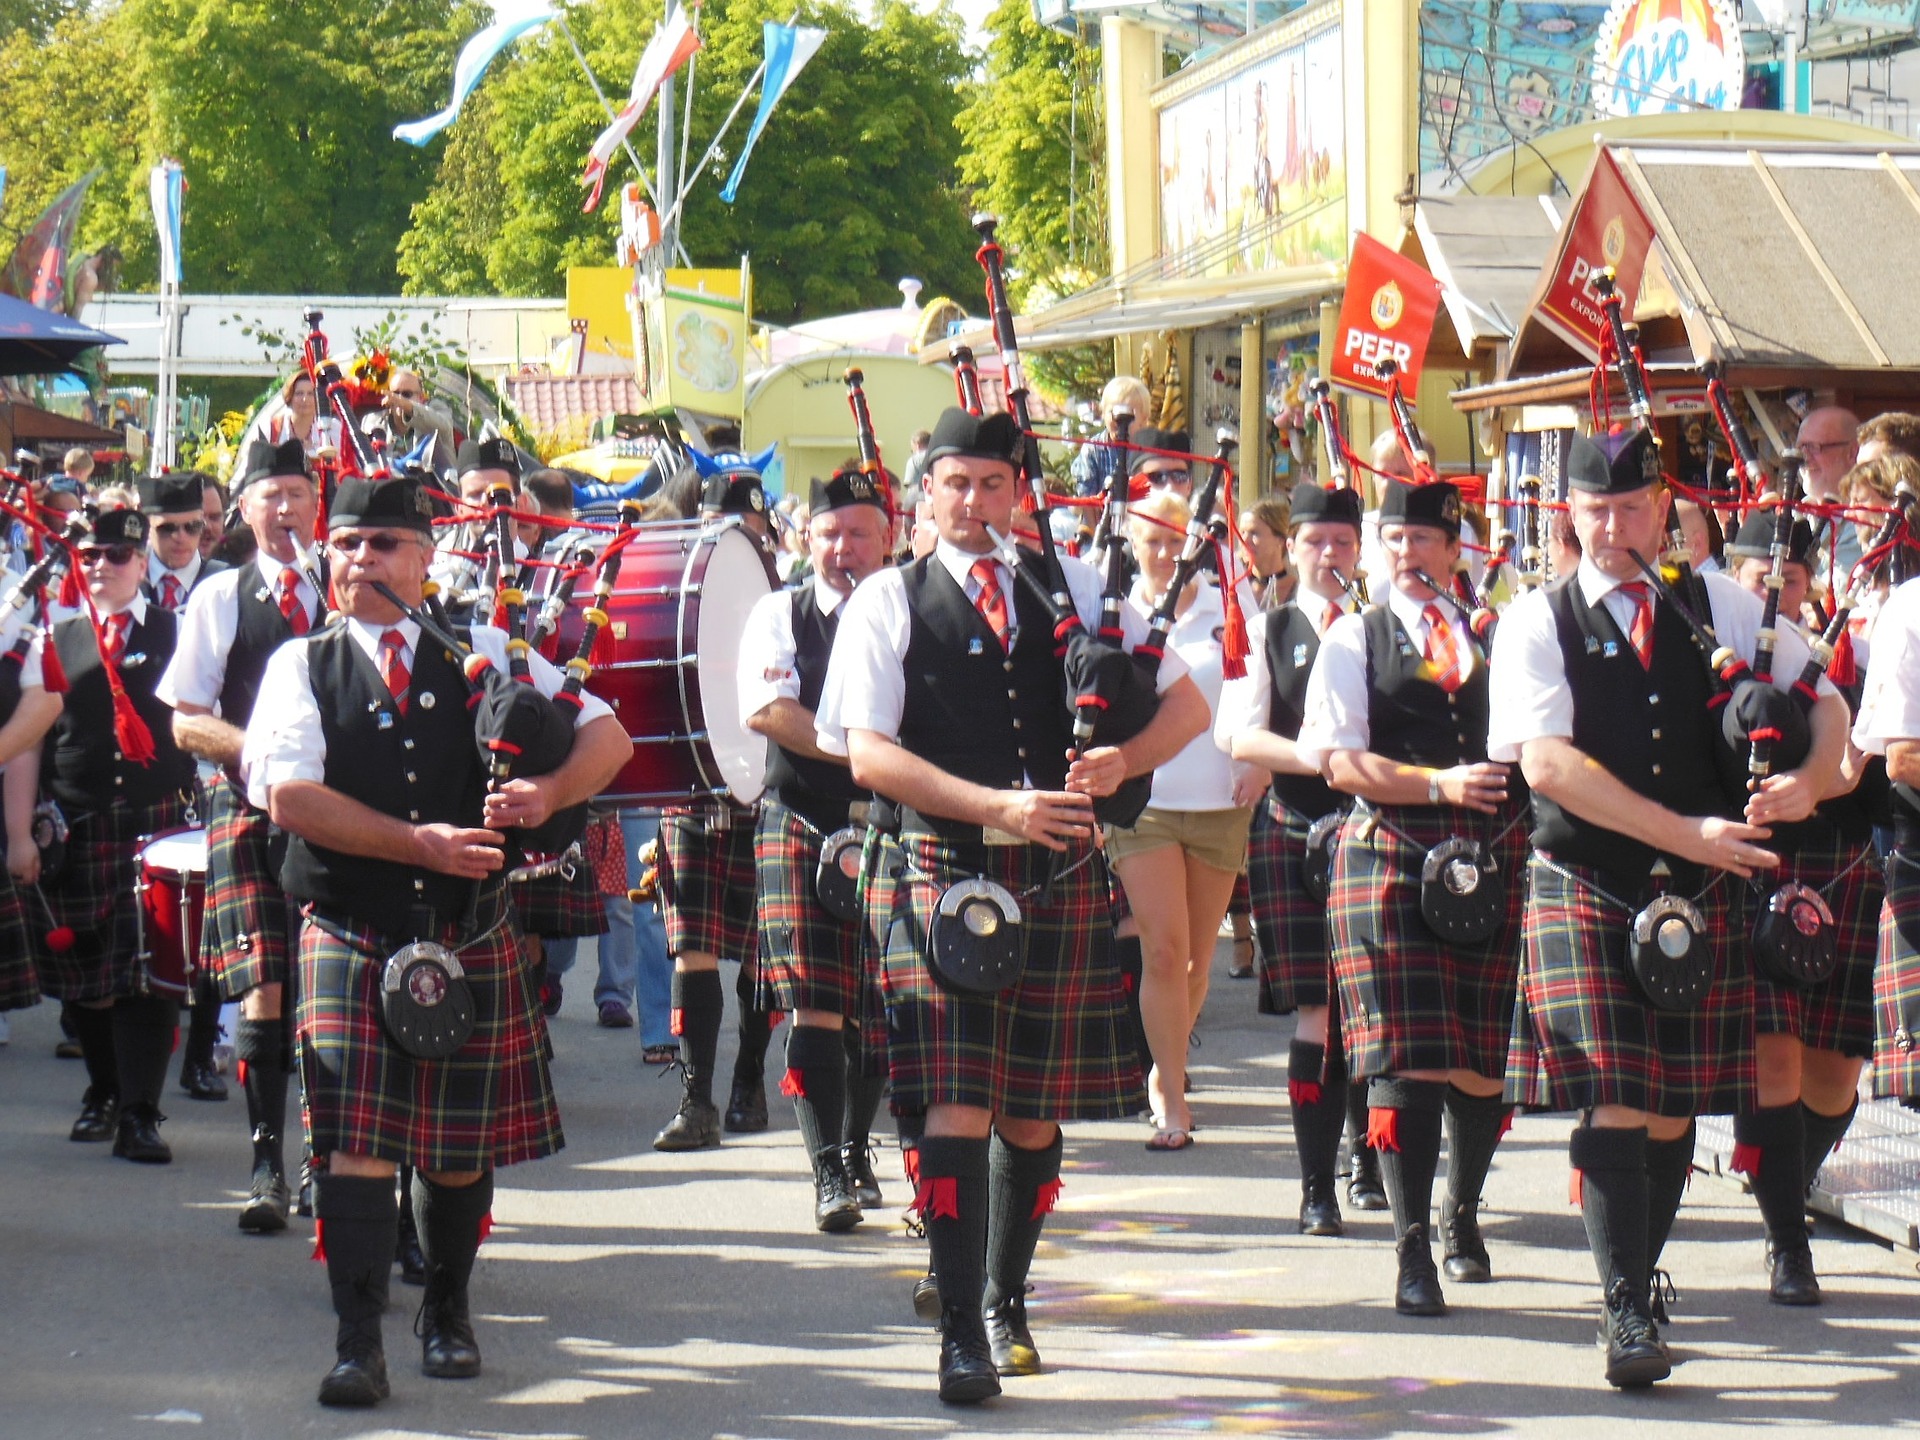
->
xmin=1295 ymin=583 xmax=1474 ymax=769
xmin=736 ymin=578 xmax=847 ymax=727
xmin=1853 ymin=575 xmax=1920 ymax=754
xmin=1214 ymin=586 xmax=1354 ymax=754
xmin=1131 ymin=576 xmax=1238 ymax=811
xmin=146 ymin=550 xmax=204 ymax=609
xmin=158 ymin=552 xmax=324 ymax=714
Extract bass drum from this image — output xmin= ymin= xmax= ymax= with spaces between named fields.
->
xmin=136 ymin=827 xmax=207 ymax=1000
xmin=556 ymin=518 xmax=775 ymax=808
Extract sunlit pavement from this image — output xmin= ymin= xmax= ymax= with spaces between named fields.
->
xmin=2 ymin=945 xmax=1916 ymax=1440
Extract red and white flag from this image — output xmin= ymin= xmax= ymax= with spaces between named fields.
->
xmin=582 ymin=6 xmax=701 ymax=212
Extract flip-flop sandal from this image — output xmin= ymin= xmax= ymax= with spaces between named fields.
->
xmin=1146 ymin=1127 xmax=1194 ymax=1151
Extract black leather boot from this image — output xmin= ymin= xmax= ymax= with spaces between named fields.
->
xmin=315 ymin=1173 xmax=394 ymax=1408
xmin=238 ymin=1127 xmax=291 ymax=1233
xmin=1599 ymin=1276 xmax=1669 ymax=1387
xmin=1394 ymin=1222 xmax=1447 ymax=1316
xmin=113 ymin=1102 xmax=172 ymax=1164
xmin=412 ymin=1170 xmax=491 ymax=1378
xmin=811 ymin=1146 xmax=862 ymax=1233
xmin=938 ymin=1304 xmax=1001 ymax=1404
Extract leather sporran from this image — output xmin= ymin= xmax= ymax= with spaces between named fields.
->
xmin=30 ymin=799 xmax=69 ymax=887
xmin=925 ymin=877 xmax=1025 ymax=996
xmin=1627 ymin=894 xmax=1713 ymax=1012
xmin=1301 ymin=812 xmax=1342 ymax=904
xmin=814 ymin=825 xmax=865 ymax=925
xmin=1751 ymin=882 xmax=1838 ymax=988
xmin=1418 ymin=836 xmax=1505 ymax=945
xmin=380 ymin=941 xmax=477 ymax=1060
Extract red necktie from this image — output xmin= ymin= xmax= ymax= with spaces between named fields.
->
xmin=1322 ymin=600 xmax=1342 ymax=635
xmin=1619 ymin=581 xmax=1654 ymax=668
xmin=102 ymin=612 xmax=130 ymax=667
xmin=158 ymin=574 xmax=182 ymax=612
xmin=1423 ymin=603 xmax=1465 ymax=693
xmin=378 ymin=628 xmax=410 ymax=713
xmin=279 ymin=569 xmax=309 ymax=637
xmin=970 ymin=559 xmax=1009 ymax=652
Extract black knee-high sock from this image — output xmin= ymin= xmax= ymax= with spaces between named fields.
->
xmin=70 ymin=1002 xmax=119 ymax=1099
xmin=1287 ymin=1039 xmax=1346 ymax=1182
xmin=672 ymin=969 xmax=723 ymax=1103
xmin=1368 ymin=1076 xmax=1446 ymax=1238
xmin=1802 ymin=1098 xmax=1857 ymax=1192
xmin=1343 ymin=1082 xmax=1372 ymax=1171
xmin=411 ymin=1169 xmax=494 ymax=1300
xmin=180 ymin=974 xmax=222 ymax=1072
xmin=783 ymin=1023 xmax=847 ymax=1163
xmin=1645 ymin=1121 xmax=1694 ymax=1273
xmin=1734 ymin=1104 xmax=1810 ymax=1251
xmin=237 ymin=1016 xmax=291 ymax=1175
xmin=984 ymin=1130 xmax=1064 ymax=1310
xmin=917 ymin=1135 xmax=989 ymax=1315
xmin=314 ymin=1171 xmax=395 ymax=1354
xmin=112 ymin=993 xmax=180 ymax=1109
xmin=1443 ymin=1086 xmax=1512 ymax=1214
xmin=1114 ymin=935 xmax=1151 ymax=1082
xmin=1571 ymin=1124 xmax=1650 ymax=1296
xmin=733 ymin=965 xmax=773 ymax=1087
xmin=843 ymin=1024 xmax=887 ymax=1152
xmin=897 ymin=1107 xmax=926 ymax=1187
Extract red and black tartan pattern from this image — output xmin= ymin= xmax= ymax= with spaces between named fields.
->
xmin=1327 ymin=801 xmax=1527 ymax=1081
xmin=510 ymin=855 xmax=608 ymax=939
xmin=657 ymin=806 xmax=757 ymax=960
xmin=754 ymin=799 xmax=862 ymax=1015
xmin=294 ymin=902 xmax=563 ymax=1170
xmin=1750 ymin=832 xmax=1880 ymax=1059
xmin=1247 ymin=792 xmax=1341 ymax=1013
xmin=879 ymin=832 xmax=1144 ymax=1121
xmin=202 ymin=775 xmax=292 ymax=999
xmin=852 ymin=823 xmax=902 ymax=1079
xmin=1872 ymin=851 xmax=1920 ymax=1099
xmin=0 ymin=869 xmax=39 ymax=1011
xmin=31 ymin=794 xmax=190 ymax=1003
xmin=1517 ymin=857 xmax=1755 ymax=1118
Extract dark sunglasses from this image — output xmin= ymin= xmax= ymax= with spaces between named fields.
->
xmin=79 ymin=544 xmax=140 ymax=567
xmin=1145 ymin=468 xmax=1192 ymax=486
xmin=329 ymin=531 xmax=413 ymax=555
xmin=391 ymin=388 xmax=422 ymax=400
xmin=155 ymin=519 xmax=204 ymax=538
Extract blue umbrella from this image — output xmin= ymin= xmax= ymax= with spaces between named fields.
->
xmin=0 ymin=292 xmax=122 ymax=378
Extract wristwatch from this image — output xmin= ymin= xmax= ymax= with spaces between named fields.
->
xmin=1427 ymin=773 xmax=1443 ymax=806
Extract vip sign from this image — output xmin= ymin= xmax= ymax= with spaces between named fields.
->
xmin=1591 ymin=0 xmax=1745 ymax=118
xmin=1329 ymin=234 xmax=1444 ymax=400
xmin=1533 ymin=149 xmax=1655 ymax=359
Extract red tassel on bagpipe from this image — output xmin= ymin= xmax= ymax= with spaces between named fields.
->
xmin=589 ymin=620 xmax=618 ymax=670
xmin=113 ymin=684 xmax=158 ymax=765
xmin=1215 ymin=539 xmax=1249 ymax=681
xmin=1827 ymin=628 xmax=1858 ymax=688
xmin=57 ymin=564 xmax=82 ymax=609
xmin=37 ymin=623 xmax=67 ymax=694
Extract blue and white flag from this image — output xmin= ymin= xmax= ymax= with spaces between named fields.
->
xmin=720 ymin=22 xmax=828 ymax=204
xmin=148 ymin=161 xmax=183 ymax=287
xmin=395 ymin=1 xmax=559 ymax=146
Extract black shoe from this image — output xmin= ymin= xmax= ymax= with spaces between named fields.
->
xmin=318 ymin=1344 xmax=390 ymax=1407
xmin=69 ymin=1088 xmax=119 ymax=1143
xmin=179 ymin=1057 xmax=228 ymax=1101
xmin=112 ymin=1103 xmax=172 ymax=1164
xmin=842 ymin=1141 xmax=883 ymax=1209
xmin=417 ymin=1289 xmax=482 ymax=1379
xmin=983 ymin=1292 xmax=1041 ymax=1376
xmin=1298 ymin=1174 xmax=1344 ymax=1237
xmin=55 ymin=1037 xmax=84 ymax=1060
xmin=296 ymin=1155 xmax=315 ymax=1218
xmin=1766 ymin=1242 xmax=1822 ymax=1306
xmin=1441 ymin=1201 xmax=1493 ymax=1283
xmin=937 ymin=1305 xmax=1002 ymax=1404
xmin=813 ymin=1152 xmax=863 ymax=1233
xmin=1394 ymin=1223 xmax=1447 ymax=1317
xmin=654 ymin=1089 xmax=721 ymax=1151
xmin=724 ymin=1078 xmax=768 ymax=1133
xmin=1347 ymin=1146 xmax=1390 ymax=1212
xmin=238 ymin=1157 xmax=291 ymax=1234
xmin=1599 ymin=1277 xmax=1670 ymax=1387
xmin=912 ymin=1270 xmax=941 ymax=1324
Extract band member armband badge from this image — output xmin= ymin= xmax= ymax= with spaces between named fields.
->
xmin=926 ymin=877 xmax=1026 ymax=995
xmin=1418 ymin=836 xmax=1505 ymax=945
xmin=1627 ymin=894 xmax=1714 ymax=1013
xmin=1751 ymin=882 xmax=1837 ymax=988
xmin=815 ymin=825 xmax=866 ymax=924
xmin=380 ymin=941 xmax=477 ymax=1060
xmin=1302 ymin=812 xmax=1343 ymax=904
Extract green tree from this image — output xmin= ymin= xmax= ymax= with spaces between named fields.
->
xmin=0 ymin=0 xmax=75 ymax=44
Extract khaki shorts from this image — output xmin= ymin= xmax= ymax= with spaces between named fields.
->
xmin=1103 ymin=805 xmax=1255 ymax=875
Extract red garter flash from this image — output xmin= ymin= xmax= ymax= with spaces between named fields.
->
xmin=913 ymin=1176 xmax=959 ymax=1221
xmin=1729 ymin=1142 xmax=1763 ymax=1179
xmin=778 ymin=1067 xmax=806 ymax=1099
xmin=1030 ymin=1177 xmax=1064 ymax=1221
xmin=1366 ymin=1106 xmax=1401 ymax=1152
xmin=1288 ymin=1079 xmax=1323 ymax=1107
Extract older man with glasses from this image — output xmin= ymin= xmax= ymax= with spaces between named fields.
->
xmin=1797 ymin=405 xmax=1862 ymax=577
xmin=369 ymin=369 xmax=456 ymax=474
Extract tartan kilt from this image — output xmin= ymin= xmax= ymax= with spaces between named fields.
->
xmin=1872 ymin=849 xmax=1920 ymax=1098
xmin=657 ymin=806 xmax=757 ymax=961
xmin=1248 ymin=792 xmax=1342 ymax=1014
xmin=0 ymin=869 xmax=39 ymax=1011
xmin=510 ymin=850 xmax=608 ymax=939
xmin=295 ymin=896 xmax=563 ymax=1171
xmin=852 ymin=823 xmax=902 ymax=1080
xmin=754 ymin=800 xmax=862 ymax=1016
xmin=202 ymin=775 xmax=293 ymax=999
xmin=1328 ymin=801 xmax=1527 ymax=1081
xmin=32 ymin=794 xmax=189 ymax=1003
xmin=1517 ymin=857 xmax=1755 ymax=1117
xmin=1749 ymin=831 xmax=1880 ymax=1058
xmin=879 ymin=831 xmax=1144 ymax=1121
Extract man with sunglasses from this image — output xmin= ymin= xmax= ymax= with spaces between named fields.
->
xmin=29 ymin=506 xmax=197 ymax=1164
xmin=369 ymin=369 xmax=455 ymax=475
xmin=159 ymin=437 xmax=324 ymax=1232
xmin=241 ymin=473 xmax=627 ymax=1408
xmin=141 ymin=471 xmax=226 ymax=614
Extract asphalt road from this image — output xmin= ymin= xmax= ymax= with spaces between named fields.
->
xmin=2 ymin=953 xmax=1916 ymax=1440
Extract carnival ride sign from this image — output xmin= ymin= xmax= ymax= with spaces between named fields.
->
xmin=1591 ymin=0 xmax=1745 ymax=117
xmin=1327 ymin=234 xmax=1444 ymax=400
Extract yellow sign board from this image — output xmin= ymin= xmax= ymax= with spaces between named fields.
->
xmin=636 ymin=266 xmax=751 ymax=420
xmin=564 ymin=266 xmax=637 ymax=363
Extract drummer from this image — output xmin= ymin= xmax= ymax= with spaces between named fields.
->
xmin=159 ymin=437 xmax=324 ymax=1229
xmin=652 ymin=459 xmax=778 ymax=1151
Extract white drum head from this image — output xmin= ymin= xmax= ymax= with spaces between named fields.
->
xmin=687 ymin=524 xmax=772 ymax=804
xmin=141 ymin=829 xmax=208 ymax=876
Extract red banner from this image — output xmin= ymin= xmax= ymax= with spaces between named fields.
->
xmin=1533 ymin=149 xmax=1655 ymax=360
xmin=1328 ymin=233 xmax=1445 ymax=400
xmin=0 ymin=169 xmax=97 ymax=312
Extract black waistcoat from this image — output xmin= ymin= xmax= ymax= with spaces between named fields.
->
xmin=220 ymin=568 xmax=326 ymax=731
xmin=1361 ymin=603 xmax=1491 ymax=769
xmin=1533 ymin=578 xmax=1729 ymax=884
xmin=763 ymin=579 xmax=865 ymax=831
xmin=898 ymin=554 xmax=1074 ymax=794
xmin=1263 ymin=603 xmax=1340 ymax=817
xmin=279 ymin=624 xmax=490 ymax=938
xmin=45 ymin=607 xmax=193 ymax=812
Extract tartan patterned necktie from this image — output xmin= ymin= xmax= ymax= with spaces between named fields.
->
xmin=101 ymin=612 xmax=130 ymax=667
xmin=1423 ymin=603 xmax=1465 ymax=693
xmin=158 ymin=573 xmax=182 ymax=611
xmin=278 ymin=569 xmax=309 ymax=637
xmin=378 ymin=628 xmax=410 ymax=713
xmin=971 ymin=558 xmax=1010 ymax=652
xmin=1619 ymin=581 xmax=1654 ymax=668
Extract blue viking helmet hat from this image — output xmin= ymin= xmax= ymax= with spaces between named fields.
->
xmin=692 ymin=442 xmax=778 ymax=516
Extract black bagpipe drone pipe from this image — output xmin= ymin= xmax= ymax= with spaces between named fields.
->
xmin=1741 ymin=453 xmax=1806 ymax=789
xmin=950 ymin=343 xmax=986 ymax=417
xmin=1788 ymin=482 xmax=1917 ymax=701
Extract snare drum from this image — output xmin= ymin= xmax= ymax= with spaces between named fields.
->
xmin=558 ymin=519 xmax=775 ymax=807
xmin=136 ymin=828 xmax=207 ymax=999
